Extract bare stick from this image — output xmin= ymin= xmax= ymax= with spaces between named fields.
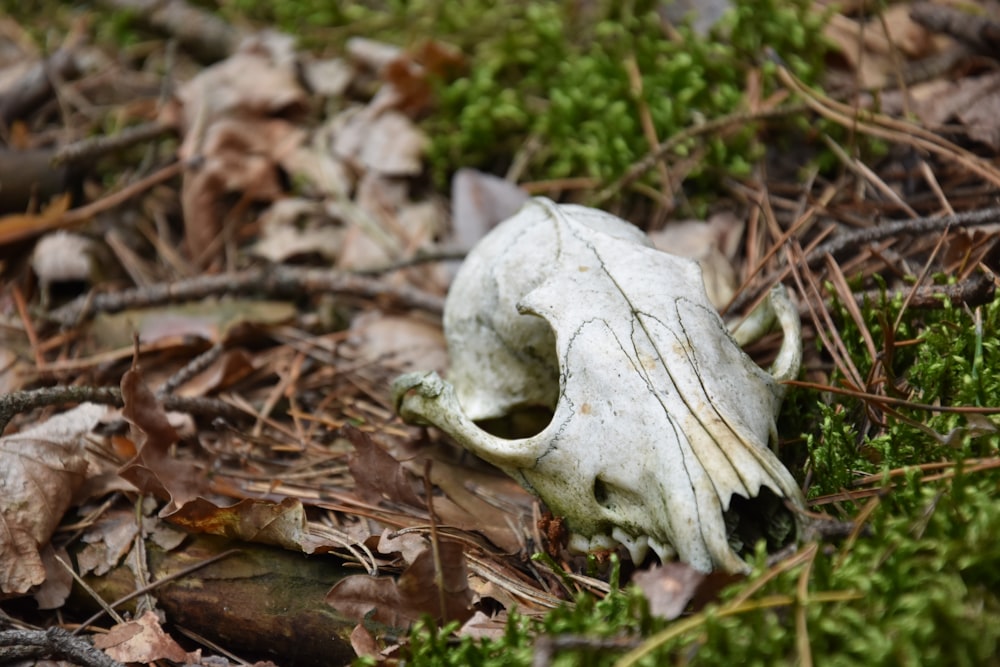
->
xmin=53 ymin=122 xmax=174 ymax=166
xmin=0 ymin=627 xmax=124 ymax=667
xmin=805 ymin=206 xmax=1000 ymax=266
xmin=0 ymin=385 xmax=247 ymax=433
xmin=47 ymin=265 xmax=445 ymax=327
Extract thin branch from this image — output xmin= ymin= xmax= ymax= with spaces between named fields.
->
xmin=0 ymin=627 xmax=124 ymax=667
xmin=53 ymin=122 xmax=174 ymax=166
xmin=590 ymin=104 xmax=806 ymax=206
xmin=0 ymin=385 xmax=247 ymax=433
xmin=46 ymin=265 xmax=445 ymax=327
xmin=806 ymin=207 xmax=1000 ymax=267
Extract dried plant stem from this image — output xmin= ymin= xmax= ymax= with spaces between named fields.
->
xmin=775 ymin=60 xmax=1000 ymax=189
xmin=591 ymin=104 xmax=807 ymax=206
xmin=47 ymin=265 xmax=445 ymax=327
xmin=616 ymin=588 xmax=860 ymax=667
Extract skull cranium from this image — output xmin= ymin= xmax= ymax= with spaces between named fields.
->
xmin=394 ymin=198 xmax=804 ymax=573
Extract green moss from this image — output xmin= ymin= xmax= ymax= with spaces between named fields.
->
xmin=392 ymin=468 xmax=1000 ymax=666
xmin=219 ymin=0 xmax=828 ymax=199
xmin=391 ymin=287 xmax=1000 ymax=665
xmin=422 ymin=0 xmax=828 ymax=192
xmin=802 ymin=289 xmax=1000 ymax=501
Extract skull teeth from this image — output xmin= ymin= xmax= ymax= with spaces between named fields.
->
xmin=568 ymin=531 xmax=616 ymax=554
xmin=568 ymin=529 xmax=670 ymax=565
xmin=612 ymin=527 xmax=649 ymax=564
xmin=647 ymin=537 xmax=677 ymax=563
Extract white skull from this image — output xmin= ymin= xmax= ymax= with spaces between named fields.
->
xmin=394 ymin=198 xmax=804 ymax=573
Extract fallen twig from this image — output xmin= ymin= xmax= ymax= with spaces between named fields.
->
xmin=0 ymin=385 xmax=247 ymax=433
xmin=0 ymin=627 xmax=123 ymax=667
xmin=53 ymin=121 xmax=175 ymax=166
xmin=805 ymin=206 xmax=1000 ymax=266
xmin=46 ymin=265 xmax=445 ymax=327
xmin=849 ymin=271 xmax=996 ymax=311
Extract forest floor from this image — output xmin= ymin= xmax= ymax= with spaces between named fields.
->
xmin=1 ymin=1 xmax=1000 ymax=666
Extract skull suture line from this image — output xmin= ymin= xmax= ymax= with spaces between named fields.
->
xmin=393 ymin=198 xmax=804 ymax=573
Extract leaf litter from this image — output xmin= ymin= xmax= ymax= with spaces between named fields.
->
xmin=0 ymin=1 xmax=998 ymax=665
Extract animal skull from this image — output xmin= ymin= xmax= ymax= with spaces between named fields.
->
xmin=394 ymin=198 xmax=804 ymax=573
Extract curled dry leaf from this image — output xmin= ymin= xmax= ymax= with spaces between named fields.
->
xmin=450 ymin=168 xmax=529 ymax=252
xmin=648 ymin=211 xmax=745 ymax=310
xmin=823 ymin=7 xmax=940 ymax=89
xmin=0 ymin=403 xmax=104 ymax=594
xmin=631 ymin=562 xmax=707 ymax=620
xmin=118 ymin=367 xmax=204 ymax=515
xmin=346 ymin=427 xmax=425 ymax=508
xmin=166 ymin=496 xmax=328 ymax=554
xmin=911 ymin=71 xmax=1000 ymax=151
xmin=174 ymin=43 xmax=308 ymax=257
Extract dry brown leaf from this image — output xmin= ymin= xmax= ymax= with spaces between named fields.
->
xmin=166 ymin=496 xmax=326 ymax=553
xmin=250 ymin=198 xmax=345 ymax=263
xmin=450 ymin=168 xmax=529 ymax=251
xmin=422 ymin=461 xmax=530 ymax=555
xmin=457 ymin=610 xmax=507 ymax=640
xmin=955 ymin=88 xmax=1000 ymax=150
xmin=33 ymin=544 xmax=73 ymax=609
xmin=180 ymin=117 xmax=305 ymax=255
xmin=94 ymin=610 xmax=191 ymax=664
xmin=173 ymin=41 xmax=308 ymax=257
xmin=648 ymin=212 xmax=744 ymax=309
xmin=332 ymin=107 xmax=427 ymax=177
xmin=326 ymin=572 xmax=407 ymax=629
xmin=0 ymin=403 xmax=104 ymax=594
xmin=395 ymin=540 xmax=473 ymax=624
xmin=85 ymin=299 xmax=295 ymax=351
xmin=824 ymin=7 xmax=940 ymax=89
xmin=376 ymin=529 xmax=428 ymax=565
xmin=302 ymin=57 xmax=354 ymax=98
xmin=118 ymin=367 xmax=204 ymax=514
xmin=350 ymin=623 xmax=381 ymax=660
xmin=175 ymin=348 xmax=257 ymax=397
xmin=326 ymin=540 xmax=473 ymax=629
xmin=76 ymin=508 xmax=140 ymax=577
xmin=346 ymin=428 xmax=426 ymax=508
xmin=348 ymin=312 xmax=448 ymax=374
xmin=176 ymin=50 xmax=306 ymax=137
xmin=360 ymin=112 xmax=428 ymax=176
xmin=921 ymin=71 xmax=1000 ymax=150
xmin=631 ymin=562 xmax=707 ymax=620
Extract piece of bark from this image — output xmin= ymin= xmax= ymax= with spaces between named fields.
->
xmin=0 ymin=49 xmax=79 ymax=127
xmin=94 ymin=0 xmax=243 ymax=62
xmin=68 ymin=534 xmax=358 ymax=667
xmin=0 ymin=149 xmax=77 ymax=214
